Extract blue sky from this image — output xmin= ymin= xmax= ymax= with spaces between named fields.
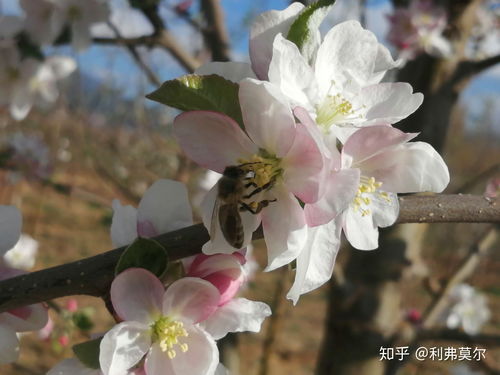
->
xmin=2 ymin=0 xmax=499 ymax=132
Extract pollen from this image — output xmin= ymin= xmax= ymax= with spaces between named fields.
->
xmin=152 ymin=316 xmax=189 ymax=359
xmin=237 ymin=152 xmax=282 ymax=189
xmin=352 ymin=176 xmax=391 ymax=216
xmin=316 ymin=94 xmax=363 ymax=131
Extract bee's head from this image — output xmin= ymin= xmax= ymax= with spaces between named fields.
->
xmin=223 ymin=165 xmax=246 ymax=178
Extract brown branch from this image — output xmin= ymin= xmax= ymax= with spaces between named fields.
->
xmin=452 ymin=53 xmax=500 ymax=85
xmin=200 ymin=0 xmax=231 ymax=61
xmin=106 ymin=21 xmax=161 ymax=86
xmin=0 ymin=194 xmax=498 ymax=313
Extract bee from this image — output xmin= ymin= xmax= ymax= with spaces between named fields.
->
xmin=211 ymin=163 xmax=276 ymax=249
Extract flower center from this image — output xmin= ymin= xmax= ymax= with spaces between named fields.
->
xmin=237 ymin=151 xmax=282 ymax=190
xmin=315 ymin=94 xmax=362 ymax=131
xmin=351 ymin=176 xmax=390 ymax=216
xmin=151 ymin=316 xmax=189 ymax=359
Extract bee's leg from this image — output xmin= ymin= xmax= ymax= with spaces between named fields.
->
xmin=243 ymin=176 xmax=276 ymax=199
xmin=243 ymin=180 xmax=258 ymax=189
xmin=239 ymin=199 xmax=277 ymax=214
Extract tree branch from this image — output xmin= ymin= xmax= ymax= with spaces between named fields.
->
xmin=106 ymin=21 xmax=161 ymax=86
xmin=0 ymin=194 xmax=498 ymax=313
xmin=452 ymin=53 xmax=500 ymax=85
xmin=200 ymin=0 xmax=231 ymax=61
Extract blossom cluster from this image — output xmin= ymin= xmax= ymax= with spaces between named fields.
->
xmin=0 ymin=0 xmax=109 ymax=120
xmin=0 ymin=1 xmax=457 ymax=375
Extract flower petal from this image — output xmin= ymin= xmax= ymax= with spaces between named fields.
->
xmin=304 ymin=168 xmax=360 ymax=227
xmin=342 ymin=126 xmax=417 ymax=169
xmin=162 ymin=278 xmax=220 ymax=324
xmin=111 ymin=268 xmax=163 ymax=324
xmin=146 ymin=326 xmax=218 ymax=375
xmin=174 ymin=111 xmax=257 ymax=173
xmin=0 ymin=324 xmax=18 ymax=364
xmin=371 ymin=192 xmax=399 ymax=228
xmin=287 ymin=219 xmax=341 ymax=304
xmin=315 ymin=21 xmax=379 ymax=97
xmin=195 ymin=62 xmax=256 ymax=82
xmin=201 ymin=298 xmax=271 ymax=340
xmin=249 ymin=2 xmax=305 ymax=80
xmin=262 ymin=187 xmax=307 ymax=271
xmin=47 ymin=358 xmax=100 ymax=375
xmin=364 ymin=142 xmax=450 ymax=193
xmin=360 ymin=82 xmax=423 ymax=125
xmin=268 ymin=34 xmax=318 ymax=111
xmin=239 ymin=79 xmax=296 ymax=157
xmin=0 ymin=303 xmax=47 ymax=332
xmin=0 ymin=205 xmax=22 ymax=255
xmin=283 ymin=123 xmax=324 ymax=203
xmin=111 ymin=200 xmax=138 ymax=247
xmin=99 ymin=321 xmax=151 ymax=375
xmin=343 ymin=208 xmax=379 ymax=250
xmin=137 ymin=179 xmax=193 ymax=235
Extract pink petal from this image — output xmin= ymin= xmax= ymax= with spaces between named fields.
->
xmin=162 ymin=278 xmax=220 ymax=324
xmin=282 ymin=123 xmax=324 ymax=203
xmin=173 ymin=111 xmax=257 ymax=173
xmin=111 ymin=268 xmax=164 ymax=324
xmin=304 ymin=168 xmax=360 ymax=226
xmin=342 ymin=126 xmax=417 ymax=168
xmin=239 ymin=79 xmax=296 ymax=157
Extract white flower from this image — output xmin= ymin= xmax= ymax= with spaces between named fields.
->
xmin=100 ymin=269 xmax=269 ymax=375
xmin=111 ymin=179 xmax=193 ymax=247
xmin=387 ymin=0 xmax=452 ymax=60
xmin=446 ymin=284 xmax=491 ymax=335
xmin=20 ymin=0 xmax=110 ymax=50
xmin=2 ymin=234 xmax=38 ymax=271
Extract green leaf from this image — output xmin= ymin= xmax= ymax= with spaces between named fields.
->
xmin=286 ymin=0 xmax=337 ymax=63
xmin=146 ymin=74 xmax=244 ymax=127
xmin=72 ymin=337 xmax=102 ymax=370
xmin=72 ymin=311 xmax=94 ymax=331
xmin=115 ymin=237 xmax=169 ymax=278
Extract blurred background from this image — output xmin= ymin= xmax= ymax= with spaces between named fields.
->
xmin=0 ymin=0 xmax=499 ymax=374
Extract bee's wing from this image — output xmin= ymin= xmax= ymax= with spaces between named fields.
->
xmin=209 ymin=197 xmax=223 ymax=241
xmin=218 ymin=203 xmax=244 ymax=249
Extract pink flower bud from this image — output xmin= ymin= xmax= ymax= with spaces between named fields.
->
xmin=58 ymin=335 xmax=69 ymax=347
xmin=66 ymin=298 xmax=78 ymax=313
xmin=406 ymin=308 xmax=422 ymax=324
xmin=186 ymin=253 xmax=246 ymax=306
xmin=485 ymin=177 xmax=500 ymax=198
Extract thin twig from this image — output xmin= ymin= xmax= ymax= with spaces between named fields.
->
xmin=421 ymin=226 xmax=498 ymax=328
xmin=106 ymin=21 xmax=161 ymax=86
xmin=455 ymin=163 xmax=500 ymax=194
xmin=0 ymin=195 xmax=498 ymax=313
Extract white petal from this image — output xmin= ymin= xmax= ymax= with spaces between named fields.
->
xmin=46 ymin=56 xmax=77 ymax=79
xmin=145 ymin=326 xmax=219 ymax=375
xmin=262 ymin=187 xmax=307 ymax=271
xmin=360 ymin=82 xmax=423 ymax=125
xmin=249 ymin=2 xmax=305 ymax=80
xmin=287 ymin=219 xmax=341 ymax=304
xmin=268 ymin=34 xmax=318 ymax=111
xmin=195 ymin=62 xmax=256 ymax=82
xmin=343 ymin=209 xmax=379 ymax=251
xmin=0 ymin=206 xmax=22 ymax=255
xmin=110 ymin=200 xmax=138 ymax=247
xmin=137 ymin=179 xmax=193 ymax=235
xmin=0 ymin=324 xmax=18 ymax=364
xmin=371 ymin=192 xmax=399 ymax=228
xmin=239 ymin=79 xmax=296 ymax=157
xmin=315 ymin=21 xmax=379 ymax=96
xmin=201 ymin=298 xmax=271 ymax=339
xmin=99 ymin=321 xmax=151 ymax=375
xmin=365 ymin=142 xmax=450 ymax=193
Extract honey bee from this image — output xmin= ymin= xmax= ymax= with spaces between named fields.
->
xmin=211 ymin=163 xmax=276 ymax=249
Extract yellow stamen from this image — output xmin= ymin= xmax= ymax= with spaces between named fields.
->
xmin=352 ymin=176 xmax=391 ymax=216
xmin=152 ymin=316 xmax=189 ymax=359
